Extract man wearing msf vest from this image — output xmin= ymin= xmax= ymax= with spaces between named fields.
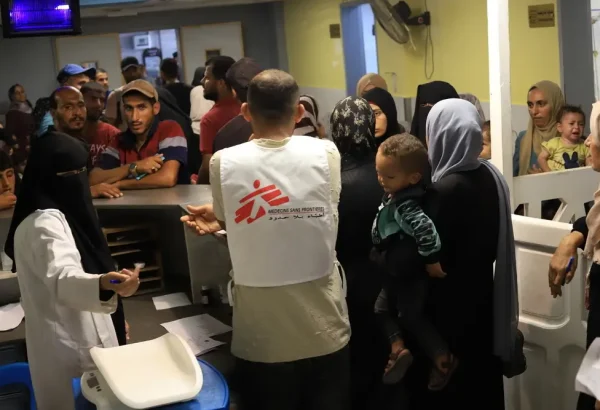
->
xmin=189 ymin=70 xmax=351 ymax=409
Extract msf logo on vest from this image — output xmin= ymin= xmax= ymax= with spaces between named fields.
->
xmin=235 ymin=179 xmax=290 ymax=224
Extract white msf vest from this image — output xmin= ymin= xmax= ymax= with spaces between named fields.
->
xmin=220 ymin=136 xmax=337 ymax=287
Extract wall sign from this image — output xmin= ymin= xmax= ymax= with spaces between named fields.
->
xmin=528 ymin=4 xmax=555 ymax=28
xmin=329 ymin=24 xmax=341 ymax=39
xmin=205 ymin=49 xmax=221 ymax=61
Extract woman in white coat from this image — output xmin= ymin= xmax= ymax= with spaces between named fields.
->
xmin=5 ymin=130 xmax=140 ymax=410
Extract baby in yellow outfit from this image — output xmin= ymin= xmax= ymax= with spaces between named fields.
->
xmin=538 ymin=105 xmax=590 ymax=171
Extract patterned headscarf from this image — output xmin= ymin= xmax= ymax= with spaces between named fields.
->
xmin=330 ymin=97 xmax=377 ymax=160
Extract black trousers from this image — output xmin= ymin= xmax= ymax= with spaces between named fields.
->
xmin=188 ymin=133 xmax=201 ymax=175
xmin=345 ymin=261 xmax=388 ymax=410
xmin=578 ymin=267 xmax=600 ymax=410
xmin=234 ymin=345 xmax=350 ymax=410
xmin=375 ymin=277 xmax=448 ymax=363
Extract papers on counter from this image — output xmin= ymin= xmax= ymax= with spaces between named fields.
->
xmin=181 ymin=337 xmax=225 ymax=357
xmin=161 ymin=314 xmax=232 ymax=356
xmin=0 ymin=303 xmax=24 ymax=331
xmin=152 ymin=293 xmax=192 ymax=310
xmin=576 ymin=338 xmax=600 ymax=399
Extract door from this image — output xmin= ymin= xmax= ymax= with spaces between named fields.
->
xmin=341 ymin=3 xmax=379 ymax=96
xmin=54 ymin=33 xmax=122 ymax=87
xmin=506 ymin=215 xmax=588 ymax=410
xmin=180 ymin=22 xmax=244 ymax=84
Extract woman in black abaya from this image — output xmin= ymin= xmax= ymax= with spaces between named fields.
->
xmin=405 ymin=99 xmax=518 ymax=410
xmin=410 ymin=81 xmax=460 ymax=146
xmin=363 ymin=87 xmax=405 ymax=147
xmin=331 ymin=97 xmax=387 ymax=409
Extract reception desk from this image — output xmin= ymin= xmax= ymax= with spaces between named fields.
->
xmin=0 ymin=185 xmax=232 ymax=306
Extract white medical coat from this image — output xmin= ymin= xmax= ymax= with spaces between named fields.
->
xmin=14 ymin=209 xmax=119 ymax=410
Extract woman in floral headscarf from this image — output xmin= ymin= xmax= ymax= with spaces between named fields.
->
xmin=331 ymin=97 xmax=387 ymax=409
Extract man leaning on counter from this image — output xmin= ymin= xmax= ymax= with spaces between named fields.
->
xmin=90 ymin=80 xmax=188 ymax=190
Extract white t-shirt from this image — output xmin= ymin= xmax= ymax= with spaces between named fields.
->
xmin=190 ymin=86 xmax=214 ymax=135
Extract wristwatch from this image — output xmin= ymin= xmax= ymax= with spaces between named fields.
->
xmin=128 ymin=163 xmax=138 ymax=178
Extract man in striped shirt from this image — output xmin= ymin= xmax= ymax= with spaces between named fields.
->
xmin=90 ymin=80 xmax=188 ymax=189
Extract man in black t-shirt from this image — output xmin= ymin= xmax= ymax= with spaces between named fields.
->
xmin=160 ymin=58 xmax=193 ymax=115
xmin=212 ymin=58 xmax=263 ymax=154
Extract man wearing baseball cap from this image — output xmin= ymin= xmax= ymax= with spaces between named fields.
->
xmin=212 ymin=58 xmax=263 ymax=154
xmin=105 ymin=57 xmax=145 ymax=129
xmin=105 ymin=58 xmax=195 ymax=170
xmin=90 ymin=79 xmax=188 ymax=190
xmin=33 ymin=64 xmax=96 ymax=137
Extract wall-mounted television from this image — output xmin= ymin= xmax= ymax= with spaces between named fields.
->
xmin=1 ymin=0 xmax=82 ymax=38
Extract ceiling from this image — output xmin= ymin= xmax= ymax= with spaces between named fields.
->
xmin=80 ymin=0 xmax=276 ymax=18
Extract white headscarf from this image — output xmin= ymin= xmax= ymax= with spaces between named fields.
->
xmin=426 ymin=99 xmax=482 ymax=182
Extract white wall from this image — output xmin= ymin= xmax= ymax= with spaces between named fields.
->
xmin=0 ymin=36 xmax=56 ymax=113
xmin=55 ymin=34 xmax=123 ymax=92
xmin=180 ymin=22 xmax=244 ymax=84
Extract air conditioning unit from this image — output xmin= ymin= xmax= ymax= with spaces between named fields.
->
xmin=133 ymin=34 xmax=151 ymax=50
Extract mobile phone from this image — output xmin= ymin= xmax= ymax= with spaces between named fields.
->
xmin=136 ymin=155 xmax=165 ymax=180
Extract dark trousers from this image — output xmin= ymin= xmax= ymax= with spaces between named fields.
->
xmin=578 ymin=268 xmax=600 ymax=410
xmin=375 ymin=277 xmax=448 ymax=363
xmin=235 ymin=345 xmax=350 ymax=410
xmin=345 ymin=261 xmax=388 ymax=410
xmin=188 ymin=133 xmax=201 ymax=175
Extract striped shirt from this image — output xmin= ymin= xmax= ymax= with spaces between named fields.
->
xmin=372 ymin=193 xmax=441 ymax=265
xmin=97 ymin=119 xmax=188 ymax=184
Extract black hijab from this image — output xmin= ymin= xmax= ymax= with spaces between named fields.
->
xmin=410 ymin=81 xmax=459 ymax=145
xmin=192 ymin=67 xmax=205 ymax=87
xmin=5 ymin=130 xmax=127 ymax=344
xmin=363 ymin=87 xmax=403 ymax=147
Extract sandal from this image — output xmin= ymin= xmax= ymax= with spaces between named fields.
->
xmin=428 ymin=354 xmax=459 ymax=391
xmin=382 ymin=348 xmax=413 ymax=385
